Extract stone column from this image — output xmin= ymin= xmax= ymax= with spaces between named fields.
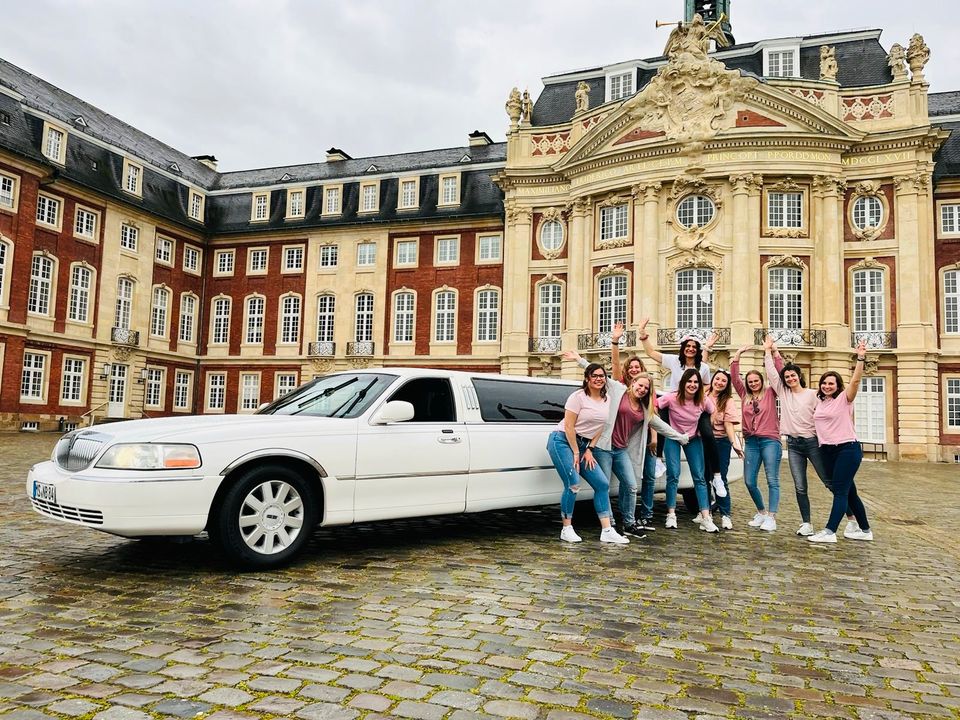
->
xmin=500 ymin=201 xmax=532 ymax=375
xmin=811 ymin=175 xmax=848 ymax=348
xmin=728 ymin=174 xmax=762 ymax=346
xmin=633 ymin=182 xmax=662 ymax=327
xmin=561 ymin=198 xmax=590 ymax=378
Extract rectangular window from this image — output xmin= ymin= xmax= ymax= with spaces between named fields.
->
xmin=767 ymin=50 xmax=796 ymax=77
xmin=947 ymin=378 xmax=960 ymax=430
xmin=941 ymin=203 xmax=960 ymax=234
xmin=478 ymin=234 xmax=502 ymax=262
xmin=61 ymin=357 xmax=85 ymax=403
xmin=207 ymin=373 xmax=226 ymax=411
xmin=599 ymin=205 xmax=628 ymax=241
xmin=319 ymin=244 xmax=338 ymax=268
xmin=675 ymin=268 xmax=714 ymax=329
xmin=44 ymin=125 xmax=65 ymax=163
xmin=0 ymin=173 xmax=16 ymax=210
xmin=324 ymin=186 xmax=341 ymax=215
xmin=477 ymin=289 xmax=499 ymax=342
xmin=439 ymin=175 xmax=459 ymax=205
xmin=183 ymin=245 xmax=201 ymax=273
xmin=174 ymin=371 xmax=192 ymax=410
xmin=316 ymin=295 xmax=335 ymax=342
xmin=768 ymin=192 xmax=803 ymax=228
xmin=283 ymin=246 xmax=304 ymax=271
xmin=399 ymin=178 xmax=418 ymax=209
xmin=20 ymin=352 xmax=46 ymax=400
xmin=115 ymin=278 xmax=134 ymax=329
xmin=151 ymin=287 xmax=169 ymax=337
xmin=768 ymin=267 xmax=803 ymax=329
xmin=360 ymin=182 xmax=378 ymax=212
xmin=252 ymin=192 xmax=269 ymax=221
xmin=179 ymin=294 xmax=196 ymax=342
xmin=436 ymin=237 xmax=459 ymax=264
xmin=189 ymin=191 xmax=205 ymax=221
xmin=435 ymin=291 xmax=456 ymax=342
xmin=355 ymin=293 xmax=374 ymax=342
xmin=946 ymin=270 xmax=960 ymax=334
xmin=240 ymin=373 xmax=260 ymax=411
xmin=853 ymin=269 xmax=885 ymax=332
xmin=246 ymin=296 xmax=265 ymax=344
xmin=120 ymin=223 xmax=139 ymax=251
xmin=74 ymin=207 xmax=97 ymax=239
xmin=394 ymin=292 xmax=415 ymax=342
xmin=124 ymin=160 xmax=142 ymax=195
xmin=287 ymin=189 xmax=305 ymax=218
xmin=68 ymin=265 xmax=92 ymax=323
xmin=608 ymin=71 xmax=634 ymax=101
xmin=396 ymin=239 xmax=418 ymax=265
xmin=249 ymin=248 xmax=268 ymax=273
xmin=155 ymin=237 xmax=173 ymax=264
xmin=0 ymin=241 xmax=6 ymax=305
xmin=854 ymin=377 xmax=886 ymax=444
xmin=275 ymin=373 xmax=298 ymax=399
xmin=538 ymin=283 xmax=562 ymax=339
xmin=36 ymin=194 xmax=61 ymax=228
xmin=212 ymin=298 xmax=231 ymax=344
xmin=598 ymin=275 xmax=628 ymax=333
xmin=144 ymin=368 xmax=164 ymax=408
xmin=28 ymin=255 xmax=54 ymax=315
xmin=357 ymin=243 xmax=376 ymax=266
xmin=280 ymin=295 xmax=301 ymax=344
xmin=215 ymin=250 xmax=234 ymax=275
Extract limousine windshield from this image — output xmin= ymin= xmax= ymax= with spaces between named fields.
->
xmin=258 ymin=372 xmax=397 ymax=418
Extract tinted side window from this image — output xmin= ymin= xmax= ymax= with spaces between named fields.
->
xmin=473 ymin=378 xmax=576 ymax=423
xmin=388 ymin=378 xmax=456 ymax=422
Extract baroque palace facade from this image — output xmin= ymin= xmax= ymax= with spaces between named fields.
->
xmin=2 ymin=4 xmax=960 ymax=462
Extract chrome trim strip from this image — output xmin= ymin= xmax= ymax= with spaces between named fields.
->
xmin=353 ymin=465 xmax=553 ymax=481
xmin=73 ymin=475 xmax=207 ymax=483
xmin=220 ymin=449 xmax=328 ymax=477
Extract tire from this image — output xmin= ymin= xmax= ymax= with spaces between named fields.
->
xmin=680 ymin=488 xmax=700 ymax=514
xmin=212 ymin=463 xmax=318 ymax=569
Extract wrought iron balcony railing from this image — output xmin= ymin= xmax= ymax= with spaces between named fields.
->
xmin=577 ymin=330 xmax=636 ymax=351
xmin=851 ymin=331 xmax=897 ymax=349
xmin=529 ymin=337 xmax=562 ymax=354
xmin=657 ymin=327 xmax=730 ymax=346
xmin=111 ymin=327 xmax=140 ymax=346
xmin=754 ymin=328 xmax=827 ymax=347
xmin=308 ymin=341 xmax=336 ymax=357
xmin=346 ymin=341 xmax=375 ymax=356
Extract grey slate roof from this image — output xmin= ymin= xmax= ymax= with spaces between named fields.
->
xmin=933 ymin=121 xmax=960 ymax=180
xmin=533 ymin=30 xmax=893 ymax=127
xmin=930 ymin=92 xmax=960 ymax=117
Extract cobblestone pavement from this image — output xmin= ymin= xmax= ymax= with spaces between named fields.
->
xmin=2 ymin=432 xmax=959 ymax=720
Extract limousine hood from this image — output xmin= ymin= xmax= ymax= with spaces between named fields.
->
xmin=83 ymin=414 xmax=355 ymax=445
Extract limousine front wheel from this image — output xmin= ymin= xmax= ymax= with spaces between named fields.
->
xmin=212 ymin=464 xmax=317 ymax=568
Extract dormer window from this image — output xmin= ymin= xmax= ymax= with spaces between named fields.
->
xmin=763 ymin=44 xmax=800 ymax=78
xmin=606 ymin=69 xmax=636 ymax=102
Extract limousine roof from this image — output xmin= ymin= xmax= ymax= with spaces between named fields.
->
xmin=328 ymin=366 xmax=579 ymax=386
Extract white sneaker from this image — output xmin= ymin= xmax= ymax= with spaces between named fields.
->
xmin=748 ymin=512 xmax=766 ymax=527
xmin=692 ymin=514 xmax=703 ymax=524
xmin=808 ymin=529 xmax=837 ymax=544
xmin=720 ymin=515 xmax=733 ymax=530
xmin=600 ymin=527 xmax=629 ymax=544
xmin=844 ymin=528 xmax=874 ymax=541
xmin=711 ymin=474 xmax=727 ymax=498
xmin=844 ymin=519 xmax=861 ymax=535
xmin=796 ymin=522 xmax=815 ymax=536
xmin=560 ymin=526 xmax=582 ymax=543
xmin=665 ymin=514 xmax=678 ymax=529
xmin=700 ymin=516 xmax=720 ymax=533
xmin=760 ymin=516 xmax=777 ymax=532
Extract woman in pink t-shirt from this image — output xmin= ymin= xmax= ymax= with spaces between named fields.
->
xmin=808 ymin=340 xmax=873 ymax=544
xmin=655 ymin=368 xmax=718 ymax=532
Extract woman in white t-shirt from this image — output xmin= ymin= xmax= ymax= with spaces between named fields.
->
xmin=545 ymin=363 xmax=630 ymax=544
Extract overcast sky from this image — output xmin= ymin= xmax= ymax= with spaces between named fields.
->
xmin=5 ymin=1 xmax=957 ymax=172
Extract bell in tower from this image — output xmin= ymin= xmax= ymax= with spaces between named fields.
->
xmin=685 ymin=0 xmax=735 ymax=45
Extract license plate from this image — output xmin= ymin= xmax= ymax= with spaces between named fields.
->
xmin=33 ymin=481 xmax=56 ymax=504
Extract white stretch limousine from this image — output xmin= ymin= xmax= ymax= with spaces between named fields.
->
xmin=28 ymin=368 xmax=737 ymax=567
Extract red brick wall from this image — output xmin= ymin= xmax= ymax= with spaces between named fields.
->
xmin=152 ymin=230 xmax=205 ymax=352
xmin=0 ymin=333 xmax=94 ymax=415
xmin=201 ymin=364 xmax=302 ymax=414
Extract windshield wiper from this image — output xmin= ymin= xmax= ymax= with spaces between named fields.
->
xmin=331 ymin=379 xmax=377 ymax=418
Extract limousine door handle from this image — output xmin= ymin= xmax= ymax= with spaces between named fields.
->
xmin=437 ymin=435 xmax=462 ymax=444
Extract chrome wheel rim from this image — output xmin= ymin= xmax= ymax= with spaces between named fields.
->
xmin=238 ymin=479 xmax=305 ymax=555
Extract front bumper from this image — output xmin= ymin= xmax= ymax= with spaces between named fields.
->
xmin=26 ymin=460 xmax=221 ymax=537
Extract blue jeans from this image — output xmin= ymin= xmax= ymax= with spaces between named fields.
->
xmin=743 ymin=436 xmax=782 ymax=513
xmin=713 ymin=436 xmax=733 ymax=517
xmin=595 ymin=446 xmax=638 ymax=526
xmin=546 ymin=431 xmax=612 ymax=520
xmin=664 ymin=437 xmax=708 ymax=512
xmin=786 ymin=435 xmax=828 ymax=523
xmin=821 ymin=441 xmax=870 ymax=533
xmin=639 ymin=449 xmax=656 ymax=521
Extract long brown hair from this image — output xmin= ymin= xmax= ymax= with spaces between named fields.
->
xmin=817 ymin=371 xmax=845 ymax=400
xmin=581 ymin=363 xmax=608 ymax=401
xmin=621 ymin=355 xmax=647 ymax=381
xmin=710 ymin=369 xmax=733 ymax=413
xmin=677 ymin=368 xmax=704 ymax=406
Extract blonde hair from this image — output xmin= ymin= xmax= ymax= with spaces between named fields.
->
xmin=630 ymin=372 xmax=657 ymax=418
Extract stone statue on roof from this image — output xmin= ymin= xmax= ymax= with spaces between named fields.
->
xmin=888 ymin=44 xmax=908 ymax=80
xmin=521 ymin=89 xmax=533 ymax=125
xmin=574 ymin=81 xmax=590 ymax=114
xmin=819 ymin=46 xmax=838 ymax=82
xmin=505 ymin=87 xmax=522 ymax=129
xmin=907 ymin=33 xmax=930 ymax=80
xmin=663 ymin=13 xmax=711 ymax=60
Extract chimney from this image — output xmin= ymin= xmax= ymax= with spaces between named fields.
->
xmin=468 ymin=131 xmax=493 ymax=147
xmin=191 ymin=154 xmax=218 ymax=171
xmin=326 ymin=147 xmax=352 ymax=162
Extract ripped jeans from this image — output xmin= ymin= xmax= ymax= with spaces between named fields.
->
xmin=546 ymin=431 xmax=612 ymax=520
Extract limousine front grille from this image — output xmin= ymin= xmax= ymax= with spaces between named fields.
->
xmin=31 ymin=497 xmax=104 ymax=525
xmin=54 ymin=432 xmax=107 ymax=471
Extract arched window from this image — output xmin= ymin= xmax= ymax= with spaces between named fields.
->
xmin=675 ymin=268 xmax=714 ymax=329
xmin=67 ymin=265 xmax=92 ymax=323
xmin=354 ymin=293 xmax=374 ymax=342
xmin=115 ymin=277 xmax=134 ymax=329
xmin=598 ymin=275 xmax=627 ymax=333
xmin=434 ymin=290 xmax=457 ymax=342
xmin=211 ymin=297 xmax=231 ymax=344
xmin=537 ymin=283 xmax=562 ymax=340
xmin=280 ymin=294 xmax=301 ymax=344
xmin=852 ymin=195 xmax=883 ymax=230
xmin=28 ymin=254 xmax=54 ymax=315
xmin=476 ymin=288 xmax=500 ymax=342
xmin=852 ymin=268 xmax=885 ymax=333
xmin=945 ymin=269 xmax=959 ymax=334
xmin=316 ymin=295 xmax=336 ymax=342
xmin=393 ymin=291 xmax=415 ymax=343
xmin=767 ymin=266 xmax=802 ymax=329
xmin=179 ymin=293 xmax=197 ymax=343
xmin=0 ymin=239 xmax=9 ymax=306
xmin=540 ymin=220 xmax=564 ymax=251
xmin=245 ymin=295 xmax=265 ymax=344
xmin=150 ymin=286 xmax=170 ymax=337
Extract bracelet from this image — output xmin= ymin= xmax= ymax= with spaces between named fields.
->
xmin=638 ymin=333 xmax=649 ymax=340
xmin=857 ymin=356 xmax=866 ymax=362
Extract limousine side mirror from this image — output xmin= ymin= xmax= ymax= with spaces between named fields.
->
xmin=369 ymin=400 xmax=415 ymax=425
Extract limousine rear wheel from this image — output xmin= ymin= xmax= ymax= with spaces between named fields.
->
xmin=213 ymin=464 xmax=317 ymax=568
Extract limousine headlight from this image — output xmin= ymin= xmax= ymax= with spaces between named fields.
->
xmin=96 ymin=444 xmax=202 ymax=470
